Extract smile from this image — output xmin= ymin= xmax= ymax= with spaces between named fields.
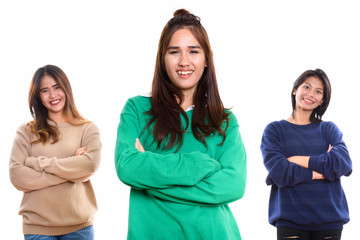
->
xmin=50 ymin=99 xmax=61 ymax=105
xmin=303 ymin=98 xmax=314 ymax=104
xmin=177 ymin=70 xmax=193 ymax=75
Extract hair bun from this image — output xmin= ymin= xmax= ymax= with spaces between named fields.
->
xmin=173 ymin=9 xmax=191 ymax=17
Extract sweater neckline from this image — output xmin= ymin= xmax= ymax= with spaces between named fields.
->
xmin=281 ymin=119 xmax=316 ymax=128
xmin=47 ymin=119 xmax=71 ymax=128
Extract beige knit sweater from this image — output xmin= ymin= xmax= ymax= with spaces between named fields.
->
xmin=9 ymin=121 xmax=101 ymax=235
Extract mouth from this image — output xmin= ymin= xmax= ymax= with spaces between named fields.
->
xmin=50 ymin=99 xmax=61 ymax=105
xmin=303 ymin=98 xmax=314 ymax=104
xmin=177 ymin=70 xmax=194 ymax=76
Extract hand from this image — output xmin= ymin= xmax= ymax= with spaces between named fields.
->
xmin=312 ymin=171 xmax=325 ymax=180
xmin=135 ymin=138 xmax=145 ymax=153
xmin=75 ymin=146 xmax=87 ymax=156
xmin=327 ymin=144 xmax=333 ymax=152
xmin=287 ymin=156 xmax=310 ymax=168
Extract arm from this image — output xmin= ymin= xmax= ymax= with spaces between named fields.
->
xmin=261 ymin=123 xmax=313 ymax=188
xmin=24 ymin=123 xmax=101 ymax=182
xmin=287 ymin=145 xmax=333 ymax=179
xmin=114 ymin=98 xmax=221 ymax=190
xmin=308 ymin=122 xmax=352 ymax=181
xmin=9 ymin=125 xmax=68 ymax=192
xmin=146 ymin=116 xmax=247 ymax=206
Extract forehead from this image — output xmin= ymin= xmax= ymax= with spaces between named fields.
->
xmin=303 ymin=76 xmax=324 ymax=89
xmin=40 ymin=74 xmax=57 ymax=88
xmin=168 ymin=28 xmax=200 ymax=46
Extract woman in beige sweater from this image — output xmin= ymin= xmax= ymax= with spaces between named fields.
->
xmin=9 ymin=65 xmax=101 ymax=239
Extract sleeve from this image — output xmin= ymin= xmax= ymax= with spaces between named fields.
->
xmin=24 ymin=123 xmax=101 ymax=182
xmin=261 ymin=122 xmax=313 ymax=188
xmin=146 ymin=114 xmax=247 ymax=206
xmin=9 ymin=125 xmax=68 ymax=192
xmin=308 ymin=122 xmax=352 ymax=181
xmin=114 ymin=98 xmax=221 ymax=190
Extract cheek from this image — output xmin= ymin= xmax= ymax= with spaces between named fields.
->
xmin=61 ymin=92 xmax=67 ymax=105
xmin=39 ymin=94 xmax=47 ymax=105
xmin=318 ymin=97 xmax=324 ymax=105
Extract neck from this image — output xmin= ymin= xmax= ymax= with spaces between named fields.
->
xmin=48 ymin=112 xmax=67 ymax=123
xmin=179 ymin=89 xmax=195 ymax=111
xmin=288 ymin=109 xmax=311 ymax=125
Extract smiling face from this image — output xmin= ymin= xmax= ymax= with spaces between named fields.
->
xmin=293 ymin=76 xmax=324 ymax=113
xmin=39 ymin=74 xmax=67 ymax=122
xmin=164 ymin=28 xmax=207 ymax=98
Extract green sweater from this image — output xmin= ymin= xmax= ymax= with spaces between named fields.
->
xmin=115 ymin=96 xmax=247 ymax=240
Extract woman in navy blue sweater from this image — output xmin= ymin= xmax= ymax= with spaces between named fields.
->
xmin=261 ymin=69 xmax=352 ymax=240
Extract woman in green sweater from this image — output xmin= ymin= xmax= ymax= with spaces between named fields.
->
xmin=115 ymin=9 xmax=247 ymax=240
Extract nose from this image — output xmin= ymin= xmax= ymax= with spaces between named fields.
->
xmin=49 ymin=89 xmax=56 ymax=98
xmin=179 ymin=53 xmax=190 ymax=67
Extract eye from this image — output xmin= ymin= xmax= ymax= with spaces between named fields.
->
xmin=190 ymin=50 xmax=199 ymax=54
xmin=40 ymin=89 xmax=48 ymax=94
xmin=169 ymin=50 xmax=179 ymax=55
xmin=316 ymin=90 xmax=323 ymax=95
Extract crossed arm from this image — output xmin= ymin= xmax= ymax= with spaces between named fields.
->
xmin=262 ymin=122 xmax=352 ymax=188
xmin=9 ymin=124 xmax=101 ymax=192
xmin=133 ymin=127 xmax=247 ymax=206
xmin=287 ymin=145 xmax=333 ymax=180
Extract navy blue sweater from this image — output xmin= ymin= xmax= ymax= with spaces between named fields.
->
xmin=261 ymin=120 xmax=352 ymax=231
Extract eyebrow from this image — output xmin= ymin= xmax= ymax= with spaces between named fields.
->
xmin=304 ymin=81 xmax=323 ymax=90
xmin=167 ymin=45 xmax=202 ymax=50
xmin=40 ymin=83 xmax=60 ymax=92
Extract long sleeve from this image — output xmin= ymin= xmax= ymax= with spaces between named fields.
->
xmin=261 ymin=122 xmax=313 ymax=188
xmin=114 ymin=98 xmax=221 ymax=190
xmin=24 ymin=123 xmax=101 ymax=182
xmin=308 ymin=122 xmax=352 ymax=181
xmin=146 ymin=120 xmax=247 ymax=206
xmin=9 ymin=125 xmax=68 ymax=192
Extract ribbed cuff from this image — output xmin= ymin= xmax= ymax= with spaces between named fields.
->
xmin=23 ymin=219 xmax=93 ymax=236
xmin=309 ymin=154 xmax=325 ymax=174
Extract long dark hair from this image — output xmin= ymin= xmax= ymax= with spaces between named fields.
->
xmin=28 ymin=64 xmax=89 ymax=144
xmin=147 ymin=9 xmax=229 ymax=151
xmin=291 ymin=68 xmax=331 ymax=123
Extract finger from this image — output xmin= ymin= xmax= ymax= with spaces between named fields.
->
xmin=135 ymin=138 xmax=141 ymax=151
xmin=135 ymin=138 xmax=145 ymax=153
xmin=75 ymin=147 xmax=87 ymax=156
xmin=327 ymin=144 xmax=333 ymax=152
xmin=139 ymin=143 xmax=145 ymax=153
xmin=75 ymin=150 xmax=82 ymax=156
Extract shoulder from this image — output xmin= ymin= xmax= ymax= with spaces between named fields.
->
xmin=223 ymin=110 xmax=242 ymax=131
xmin=264 ymin=120 xmax=287 ymax=132
xmin=319 ymin=120 xmax=337 ymax=129
xmin=82 ymin=122 xmax=100 ymax=133
xmin=127 ymin=95 xmax=151 ymax=106
xmin=123 ymin=95 xmax=152 ymax=114
xmin=18 ymin=122 xmax=31 ymax=131
xmin=319 ymin=120 xmax=343 ymax=137
xmin=75 ymin=122 xmax=101 ymax=144
xmin=13 ymin=122 xmax=33 ymax=142
xmin=17 ymin=121 xmax=33 ymax=135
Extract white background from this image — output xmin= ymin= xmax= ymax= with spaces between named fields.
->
xmin=1 ymin=0 xmax=359 ymax=239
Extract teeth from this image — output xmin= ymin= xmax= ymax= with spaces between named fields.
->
xmin=304 ymin=98 xmax=314 ymax=104
xmin=51 ymin=99 xmax=60 ymax=104
xmin=177 ymin=70 xmax=193 ymax=75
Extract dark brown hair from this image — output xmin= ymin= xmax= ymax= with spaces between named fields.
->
xmin=291 ymin=68 xmax=331 ymax=123
xmin=28 ymin=64 xmax=89 ymax=144
xmin=147 ymin=9 xmax=229 ymax=151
